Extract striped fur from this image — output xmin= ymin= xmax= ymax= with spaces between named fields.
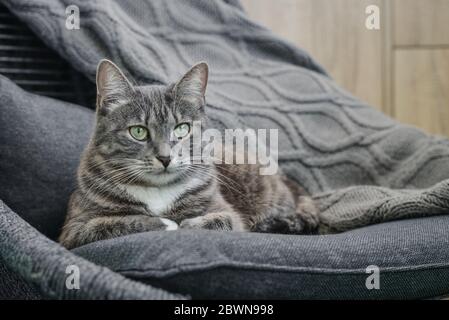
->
xmin=59 ymin=60 xmax=319 ymax=249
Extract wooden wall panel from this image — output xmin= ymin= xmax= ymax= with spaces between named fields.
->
xmin=241 ymin=0 xmax=449 ymax=137
xmin=393 ymin=0 xmax=449 ymax=46
xmin=241 ymin=0 xmax=384 ymax=110
xmin=394 ymin=49 xmax=449 ymax=136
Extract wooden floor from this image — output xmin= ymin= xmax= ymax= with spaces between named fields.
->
xmin=241 ymin=0 xmax=449 ymax=136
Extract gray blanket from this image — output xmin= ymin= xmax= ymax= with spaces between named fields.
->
xmin=4 ymin=0 xmax=449 ymax=233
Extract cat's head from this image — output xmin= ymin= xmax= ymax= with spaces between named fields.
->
xmin=90 ymin=59 xmax=209 ymax=186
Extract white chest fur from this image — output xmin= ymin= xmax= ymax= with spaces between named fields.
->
xmin=123 ymin=178 xmax=201 ymax=216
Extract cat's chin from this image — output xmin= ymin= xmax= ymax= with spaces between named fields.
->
xmin=143 ymin=170 xmax=184 ymax=186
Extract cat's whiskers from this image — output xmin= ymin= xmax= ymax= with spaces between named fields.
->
xmin=79 ymin=170 xmax=135 ymax=210
xmin=188 ymin=161 xmax=241 ymax=185
xmin=182 ymin=165 xmax=242 ymax=195
xmin=79 ymin=170 xmax=146 ymax=211
xmin=83 ymin=157 xmax=145 ymax=172
xmin=79 ymin=163 xmax=148 ymax=209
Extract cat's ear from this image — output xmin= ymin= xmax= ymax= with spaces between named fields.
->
xmin=173 ymin=62 xmax=208 ymax=105
xmin=96 ymin=59 xmax=133 ymax=112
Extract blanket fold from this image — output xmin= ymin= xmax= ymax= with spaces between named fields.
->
xmin=0 ymin=200 xmax=186 ymax=299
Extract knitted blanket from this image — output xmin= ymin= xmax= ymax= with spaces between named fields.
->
xmin=4 ymin=0 xmax=449 ymax=233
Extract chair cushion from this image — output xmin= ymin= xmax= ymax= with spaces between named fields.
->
xmin=0 ymin=75 xmax=94 ymax=239
xmin=73 ymin=215 xmax=449 ymax=299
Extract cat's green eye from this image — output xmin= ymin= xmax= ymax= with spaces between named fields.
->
xmin=173 ymin=123 xmax=190 ymax=139
xmin=129 ymin=126 xmax=148 ymax=141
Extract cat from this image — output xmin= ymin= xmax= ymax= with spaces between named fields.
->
xmin=59 ymin=60 xmax=320 ymax=249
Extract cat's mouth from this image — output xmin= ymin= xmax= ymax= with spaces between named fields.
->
xmin=154 ymin=169 xmax=173 ymax=175
xmin=149 ymin=166 xmax=183 ymax=176
xmin=142 ymin=167 xmax=185 ymax=186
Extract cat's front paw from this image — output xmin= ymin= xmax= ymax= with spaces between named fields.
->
xmin=179 ymin=216 xmax=207 ymax=230
xmin=180 ymin=212 xmax=241 ymax=231
xmin=160 ymin=218 xmax=179 ymax=231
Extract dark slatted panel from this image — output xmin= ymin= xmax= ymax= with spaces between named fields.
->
xmin=0 ymin=3 xmax=96 ymax=108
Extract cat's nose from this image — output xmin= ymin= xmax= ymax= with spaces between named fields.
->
xmin=156 ymin=155 xmax=171 ymax=168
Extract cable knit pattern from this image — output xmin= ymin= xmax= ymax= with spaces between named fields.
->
xmin=3 ymin=0 xmax=449 ymax=233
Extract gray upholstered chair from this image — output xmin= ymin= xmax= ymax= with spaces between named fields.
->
xmin=1 ymin=0 xmax=449 ymax=299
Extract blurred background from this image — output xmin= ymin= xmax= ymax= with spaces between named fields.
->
xmin=242 ymin=0 xmax=449 ymax=136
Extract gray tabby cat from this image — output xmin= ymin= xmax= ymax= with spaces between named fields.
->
xmin=59 ymin=60 xmax=319 ymax=249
